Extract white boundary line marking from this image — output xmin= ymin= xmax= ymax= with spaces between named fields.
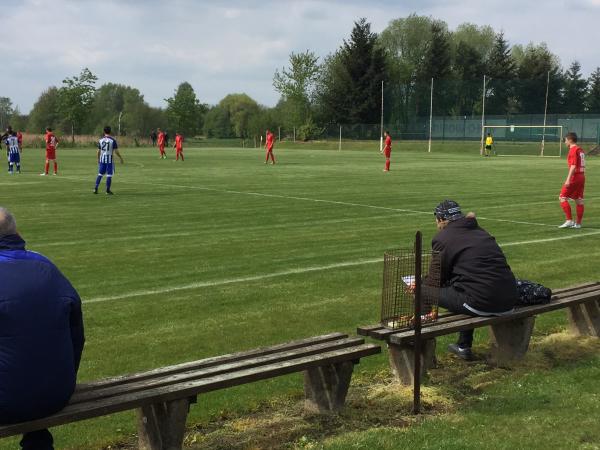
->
xmin=56 ymin=175 xmax=585 ymax=230
xmin=84 ymin=230 xmax=600 ymax=305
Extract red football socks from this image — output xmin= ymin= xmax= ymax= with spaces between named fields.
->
xmin=576 ymin=204 xmax=584 ymax=224
xmin=44 ymin=161 xmax=49 ymax=175
xmin=560 ymin=201 xmax=572 ymax=220
xmin=385 ymin=159 xmax=390 ymax=171
xmin=53 ymin=161 xmax=58 ymax=174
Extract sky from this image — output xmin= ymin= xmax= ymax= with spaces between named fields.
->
xmin=2 ymin=0 xmax=599 ymax=113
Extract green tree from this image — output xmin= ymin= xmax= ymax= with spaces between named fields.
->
xmin=513 ymin=43 xmax=563 ymax=114
xmin=417 ymin=22 xmax=452 ymax=115
xmin=485 ymin=32 xmax=517 ymax=115
xmin=453 ymin=41 xmax=484 ymax=116
xmin=316 ymin=18 xmax=387 ymax=124
xmin=0 ymin=97 xmax=13 ymax=130
xmin=203 ymin=105 xmax=232 ymax=138
xmin=9 ymin=106 xmax=28 ymax=132
xmin=451 ymin=23 xmax=495 ymax=62
xmin=27 ymin=87 xmax=62 ymax=133
xmin=87 ymin=83 xmax=164 ymax=137
xmin=165 ymin=82 xmax=207 ymax=136
xmin=378 ymin=14 xmax=441 ymax=124
xmin=58 ymin=67 xmax=98 ymax=141
xmin=586 ymin=67 xmax=600 ymax=113
xmin=273 ymin=51 xmax=320 ymax=127
xmin=562 ymin=61 xmax=587 ymax=114
xmin=217 ymin=94 xmax=260 ymax=138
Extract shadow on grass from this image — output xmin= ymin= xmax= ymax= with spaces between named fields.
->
xmin=110 ymin=332 xmax=600 ymax=450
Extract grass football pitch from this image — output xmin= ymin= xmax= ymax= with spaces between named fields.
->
xmin=2 ymin=141 xmax=600 ymax=449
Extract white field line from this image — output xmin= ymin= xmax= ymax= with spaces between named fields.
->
xmin=83 ymin=230 xmax=600 ymax=305
xmin=32 ymin=232 xmax=194 ymax=248
xmin=55 ymin=175 xmax=583 ymax=230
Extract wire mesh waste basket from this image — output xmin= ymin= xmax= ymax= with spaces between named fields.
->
xmin=380 ymin=247 xmax=441 ymax=330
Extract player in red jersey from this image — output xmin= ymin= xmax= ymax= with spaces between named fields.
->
xmin=41 ymin=127 xmax=59 ymax=176
xmin=381 ymin=130 xmax=392 ymax=171
xmin=16 ymin=130 xmax=23 ymax=150
xmin=157 ymin=128 xmax=166 ymax=159
xmin=173 ymin=132 xmax=184 ymax=161
xmin=264 ymin=129 xmax=275 ymax=164
xmin=558 ymin=132 xmax=586 ymax=229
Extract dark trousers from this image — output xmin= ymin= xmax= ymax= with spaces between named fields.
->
xmin=438 ymin=286 xmax=479 ymax=348
xmin=20 ymin=429 xmax=53 ymax=450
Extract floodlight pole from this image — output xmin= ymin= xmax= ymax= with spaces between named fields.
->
xmin=339 ymin=125 xmax=342 ymax=152
xmin=480 ymin=75 xmax=487 ymax=156
xmin=541 ymin=71 xmax=550 ymax=157
xmin=428 ymin=78 xmax=434 ymax=153
xmin=380 ymin=80 xmax=384 ymax=153
xmin=413 ymin=231 xmax=423 ymax=415
xmin=118 ymin=111 xmax=123 ymax=136
xmin=278 ymin=126 xmax=281 ymax=143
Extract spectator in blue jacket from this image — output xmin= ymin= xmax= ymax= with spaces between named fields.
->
xmin=0 ymin=207 xmax=85 ymax=450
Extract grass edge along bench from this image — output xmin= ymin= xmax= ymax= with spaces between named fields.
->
xmin=0 ymin=332 xmax=380 ymax=449
xmin=358 ymin=282 xmax=600 ymax=384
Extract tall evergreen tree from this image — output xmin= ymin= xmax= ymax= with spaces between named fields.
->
xmin=316 ymin=19 xmax=387 ymax=124
xmin=454 ymin=41 xmax=484 ymax=116
xmin=485 ymin=32 xmax=517 ymax=115
xmin=587 ymin=67 xmax=600 ymax=113
xmin=417 ymin=22 xmax=452 ymax=115
xmin=514 ymin=43 xmax=563 ymax=114
xmin=562 ymin=61 xmax=588 ymax=114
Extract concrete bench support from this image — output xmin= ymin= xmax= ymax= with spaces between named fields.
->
xmin=387 ymin=339 xmax=436 ymax=385
xmin=137 ymin=397 xmax=194 ymax=450
xmin=489 ymin=317 xmax=535 ymax=367
xmin=304 ymin=361 xmax=354 ymax=413
xmin=568 ymin=300 xmax=600 ymax=337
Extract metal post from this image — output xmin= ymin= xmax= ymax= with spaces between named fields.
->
xmin=278 ymin=126 xmax=281 ymax=143
xmin=480 ymin=74 xmax=487 ymax=156
xmin=118 ymin=111 xmax=123 ymax=136
xmin=339 ymin=125 xmax=342 ymax=152
xmin=380 ymin=80 xmax=384 ymax=153
xmin=428 ymin=78 xmax=433 ymax=153
xmin=541 ymin=71 xmax=550 ymax=157
xmin=293 ymin=127 xmax=296 ymax=143
xmin=413 ymin=231 xmax=423 ymax=415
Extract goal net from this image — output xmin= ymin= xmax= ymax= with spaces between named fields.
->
xmin=482 ymin=125 xmax=564 ymax=157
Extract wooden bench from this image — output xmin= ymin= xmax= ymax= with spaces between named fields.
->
xmin=0 ymin=333 xmax=380 ymax=449
xmin=358 ymin=282 xmax=600 ymax=384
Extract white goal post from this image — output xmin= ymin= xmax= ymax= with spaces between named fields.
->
xmin=482 ymin=125 xmax=564 ymax=157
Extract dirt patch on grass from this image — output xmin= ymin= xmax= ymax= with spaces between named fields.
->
xmin=183 ymin=369 xmax=453 ymax=450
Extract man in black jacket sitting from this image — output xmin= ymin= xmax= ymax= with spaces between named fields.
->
xmin=431 ymin=200 xmax=517 ymax=360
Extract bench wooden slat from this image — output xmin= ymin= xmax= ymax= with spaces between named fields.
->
xmin=390 ymin=289 xmax=600 ymax=345
xmin=77 ymin=332 xmax=348 ymax=393
xmin=70 ymin=337 xmax=367 ymax=405
xmin=359 ymin=282 xmax=600 ymax=341
xmin=0 ymin=344 xmax=381 ymax=437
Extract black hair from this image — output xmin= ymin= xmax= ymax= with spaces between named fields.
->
xmin=565 ymin=132 xmax=578 ymax=143
xmin=104 ymin=126 xmax=112 ymax=135
xmin=46 ymin=127 xmax=52 ymax=132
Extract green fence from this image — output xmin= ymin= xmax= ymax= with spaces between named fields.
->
xmin=309 ymin=114 xmax=600 ymax=143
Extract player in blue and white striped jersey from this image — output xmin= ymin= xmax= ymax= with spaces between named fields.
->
xmin=94 ymin=126 xmax=124 ymax=195
xmin=4 ymin=131 xmax=21 ymax=174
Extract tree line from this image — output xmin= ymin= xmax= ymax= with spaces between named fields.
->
xmin=2 ymin=14 xmax=599 ymax=141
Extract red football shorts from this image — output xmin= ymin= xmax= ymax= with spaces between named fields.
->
xmin=560 ymin=174 xmax=585 ymax=200
xmin=384 ymin=148 xmax=391 ymax=158
xmin=46 ymin=149 xmax=56 ymax=160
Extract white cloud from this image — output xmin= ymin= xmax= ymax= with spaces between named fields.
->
xmin=2 ymin=0 xmax=598 ymax=113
